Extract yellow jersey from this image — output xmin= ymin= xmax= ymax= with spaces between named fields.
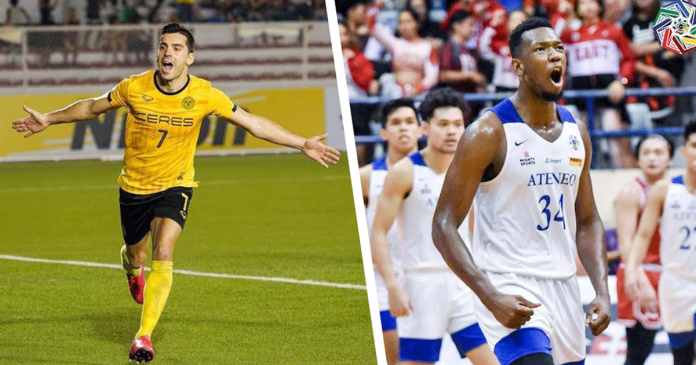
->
xmin=108 ymin=69 xmax=237 ymax=195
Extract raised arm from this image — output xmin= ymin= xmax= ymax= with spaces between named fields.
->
xmin=11 ymin=95 xmax=115 ymax=138
xmin=574 ymin=119 xmax=610 ymax=335
xmin=224 ymin=107 xmax=340 ymax=168
xmin=370 ymin=159 xmax=414 ymax=317
xmin=624 ymin=180 xmax=668 ymax=303
xmin=432 ymin=112 xmax=539 ymax=329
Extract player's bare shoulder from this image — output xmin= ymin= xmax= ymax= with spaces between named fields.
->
xmin=359 ymin=163 xmax=374 ymax=201
xmin=384 ymin=155 xmax=416 ymax=197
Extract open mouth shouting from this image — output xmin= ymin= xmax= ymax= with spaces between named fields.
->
xmin=550 ymin=66 xmax=563 ymax=87
xmin=162 ymin=60 xmax=174 ymax=73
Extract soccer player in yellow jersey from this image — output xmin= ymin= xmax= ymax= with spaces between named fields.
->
xmin=11 ymin=23 xmax=340 ymax=363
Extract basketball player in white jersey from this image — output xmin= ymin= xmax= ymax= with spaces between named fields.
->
xmin=432 ymin=18 xmax=610 ymax=365
xmin=360 ymin=98 xmax=422 ymax=365
xmin=625 ymin=122 xmax=696 ymax=365
xmin=371 ymin=88 xmax=499 ymax=365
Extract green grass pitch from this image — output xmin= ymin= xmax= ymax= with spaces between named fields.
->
xmin=0 ymin=154 xmax=376 ymax=365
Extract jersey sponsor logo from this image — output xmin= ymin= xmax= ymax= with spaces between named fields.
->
xmin=520 ymin=151 xmax=535 ymax=166
xmin=182 ymin=96 xmax=195 ymax=110
xmin=653 ymin=0 xmax=696 ymax=55
xmin=527 ymin=172 xmax=578 ymax=187
xmin=132 ymin=111 xmax=194 ymax=127
xmin=545 ymin=157 xmax=562 ymax=164
xmin=570 ymin=157 xmax=583 ymax=167
xmin=142 ymin=95 xmax=154 ymax=103
xmin=569 ymin=135 xmax=580 ymax=150
xmin=514 ymin=140 xmax=527 ymax=146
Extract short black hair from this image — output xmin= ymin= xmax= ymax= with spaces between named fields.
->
xmin=449 ymin=10 xmax=472 ymax=31
xmin=634 ymin=134 xmax=674 ymax=159
xmin=575 ymin=0 xmax=605 ymax=20
xmin=684 ymin=120 xmax=696 ymax=141
xmin=509 ymin=17 xmax=553 ymax=58
xmin=400 ymin=7 xmax=420 ymax=23
xmin=418 ymin=87 xmax=469 ymax=123
xmin=379 ymin=98 xmax=418 ymax=127
xmin=160 ymin=23 xmax=194 ymax=52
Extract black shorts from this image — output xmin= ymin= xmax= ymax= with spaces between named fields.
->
xmin=119 ymin=187 xmax=193 ymax=245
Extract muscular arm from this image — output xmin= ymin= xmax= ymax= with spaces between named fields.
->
xmin=226 ymin=108 xmax=307 ymax=149
xmin=614 ymin=183 xmax=642 ymax=263
xmin=12 ymin=95 xmax=116 ymax=137
xmin=574 ymin=119 xmax=611 ymax=335
xmin=432 ymin=113 xmax=503 ymax=307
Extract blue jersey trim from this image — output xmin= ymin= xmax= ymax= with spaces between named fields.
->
xmin=494 ymin=327 xmax=552 ymax=365
xmin=372 ymin=157 xmax=388 ymax=171
xmin=562 ymin=360 xmax=585 ymax=365
xmin=408 ymin=151 xmax=427 ymax=167
xmin=399 ymin=337 xmax=442 ymax=362
xmin=672 ymin=175 xmax=685 ymax=185
xmin=556 ymin=105 xmax=577 ymax=124
xmin=379 ymin=310 xmax=397 ymax=332
xmin=450 ymin=323 xmax=487 ymax=357
xmin=491 ymin=99 xmax=525 ymax=124
xmin=668 ymin=330 xmax=696 ymax=350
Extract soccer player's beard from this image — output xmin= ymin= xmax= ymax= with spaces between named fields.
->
xmin=541 ymin=90 xmax=563 ymax=102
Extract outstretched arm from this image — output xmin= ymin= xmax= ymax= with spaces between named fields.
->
xmin=371 ymin=159 xmax=414 ymax=317
xmin=225 ymin=108 xmax=340 ymax=168
xmin=11 ymin=95 xmax=115 ymax=138
xmin=432 ymin=113 xmax=539 ymax=329
xmin=574 ymin=119 xmax=610 ymax=336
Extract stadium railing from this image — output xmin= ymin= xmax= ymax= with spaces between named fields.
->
xmin=0 ymin=22 xmax=335 ymax=93
xmin=350 ymin=87 xmax=696 ymax=166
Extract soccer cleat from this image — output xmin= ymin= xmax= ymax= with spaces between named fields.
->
xmin=127 ymin=268 xmax=145 ymax=304
xmin=129 ymin=335 xmax=154 ymax=363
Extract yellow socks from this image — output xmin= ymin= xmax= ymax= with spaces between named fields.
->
xmin=135 ymin=260 xmax=173 ymax=338
xmin=120 ymin=245 xmax=142 ymax=277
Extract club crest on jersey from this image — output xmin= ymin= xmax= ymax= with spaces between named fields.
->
xmin=569 ymin=135 xmax=579 ymax=150
xmin=520 ymin=151 xmax=535 ymax=166
xmin=421 ymin=184 xmax=433 ymax=195
xmin=671 ymin=199 xmax=682 ymax=210
xmin=142 ymin=94 xmax=154 ymax=103
xmin=182 ymin=96 xmax=195 ymax=110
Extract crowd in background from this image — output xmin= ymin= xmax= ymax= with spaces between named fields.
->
xmin=4 ymin=0 xmax=327 ymax=26
xmin=341 ymin=0 xmax=694 ymax=168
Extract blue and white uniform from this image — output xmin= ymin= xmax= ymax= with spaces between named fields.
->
xmin=658 ymin=175 xmax=696 ymax=350
xmin=397 ymin=151 xmax=486 ymax=363
xmin=366 ymin=157 xmax=401 ymax=332
xmin=472 ymin=99 xmax=586 ymax=365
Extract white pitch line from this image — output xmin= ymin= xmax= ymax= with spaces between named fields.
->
xmin=0 ymin=254 xmax=367 ymax=291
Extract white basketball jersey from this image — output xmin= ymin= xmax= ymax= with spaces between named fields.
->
xmin=473 ymin=99 xmax=586 ymax=279
xmin=398 ymin=151 xmax=470 ymax=271
xmin=366 ymin=158 xmax=401 ymax=272
xmin=659 ymin=176 xmax=696 ymax=280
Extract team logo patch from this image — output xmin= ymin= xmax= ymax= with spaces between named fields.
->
xmin=142 ymin=94 xmax=154 ymax=103
xmin=570 ymin=157 xmax=584 ymax=167
xmin=569 ymin=135 xmax=579 ymax=150
xmin=653 ymin=0 xmax=696 ymax=55
xmin=520 ymin=151 xmax=535 ymax=166
xmin=671 ymin=199 xmax=682 ymax=210
xmin=182 ymin=96 xmax=195 ymax=110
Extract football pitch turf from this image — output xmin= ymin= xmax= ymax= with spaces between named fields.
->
xmin=0 ymin=154 xmax=376 ymax=364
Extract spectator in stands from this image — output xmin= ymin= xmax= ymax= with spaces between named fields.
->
xmin=603 ymin=0 xmax=629 ymax=25
xmin=218 ymin=0 xmax=248 ymax=22
xmin=370 ymin=6 xmax=439 ymax=98
xmin=561 ymin=0 xmax=637 ymax=168
xmin=615 ymin=135 xmax=673 ymax=365
xmin=6 ymin=0 xmax=31 ymax=25
xmin=39 ymin=0 xmax=57 ymax=25
xmin=408 ymin=0 xmax=447 ymax=48
xmin=345 ymin=0 xmax=370 ymax=49
xmin=61 ymin=7 xmax=80 ymax=65
xmin=341 ymin=20 xmax=379 ymax=165
xmin=178 ymin=0 xmax=195 ymax=22
xmin=440 ymin=0 xmax=507 ymax=51
xmin=288 ymin=0 xmax=314 ymax=20
xmin=623 ymin=0 xmax=685 ymax=127
xmin=86 ymin=0 xmax=103 ymax=25
xmin=478 ymin=9 xmax=527 ymax=92
xmin=439 ymin=10 xmax=486 ymax=94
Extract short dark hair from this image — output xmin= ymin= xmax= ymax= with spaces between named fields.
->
xmin=449 ymin=10 xmax=472 ymax=31
xmin=684 ymin=120 xmax=696 ymax=141
xmin=575 ymin=0 xmax=605 ymax=20
xmin=418 ymin=87 xmax=469 ymax=123
xmin=634 ymin=134 xmax=674 ymax=159
xmin=509 ymin=17 xmax=553 ymax=58
xmin=379 ymin=98 xmax=418 ymax=127
xmin=160 ymin=23 xmax=194 ymax=52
